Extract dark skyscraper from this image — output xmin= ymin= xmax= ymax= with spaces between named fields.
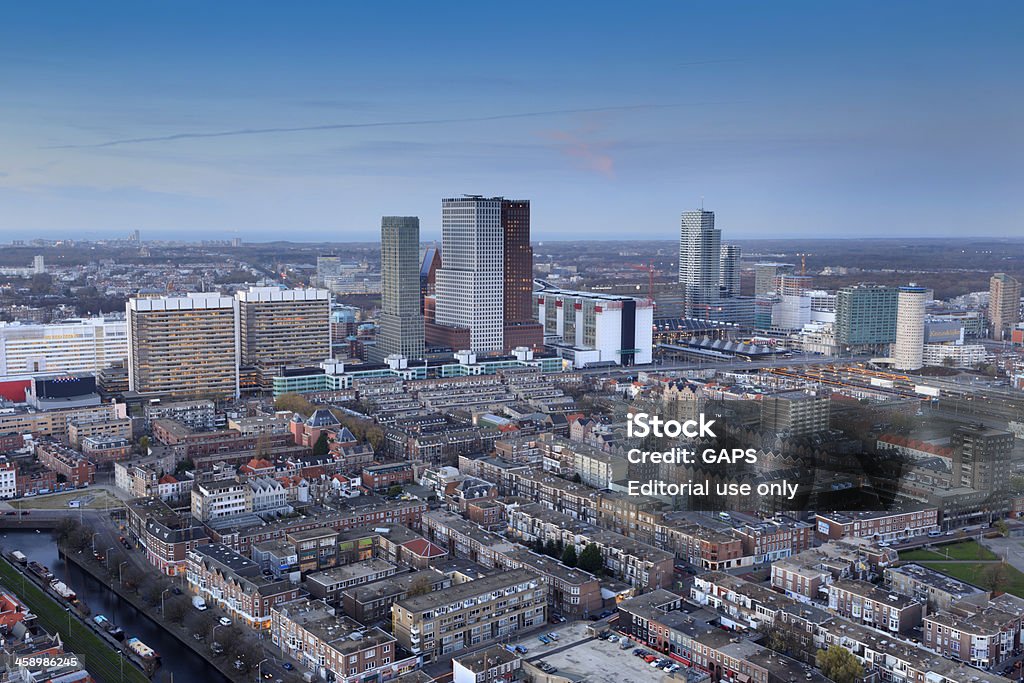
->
xmin=501 ymin=199 xmax=543 ymax=351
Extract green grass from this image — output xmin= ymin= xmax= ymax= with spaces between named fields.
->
xmin=9 ymin=490 xmax=124 ymax=510
xmin=917 ymin=561 xmax=1024 ymax=598
xmin=0 ymin=555 xmax=150 ymax=683
xmin=899 ymin=540 xmax=997 ymax=562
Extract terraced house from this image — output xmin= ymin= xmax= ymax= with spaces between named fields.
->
xmin=185 ymin=543 xmax=302 ymax=629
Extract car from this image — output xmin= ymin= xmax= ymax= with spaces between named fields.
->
xmin=219 ymin=617 xmax=232 ymax=626
xmin=172 ymin=587 xmax=183 ymax=595
xmin=547 ymin=632 xmax=559 ymax=641
xmin=538 ymin=636 xmax=550 ymax=644
xmin=606 ymin=635 xmax=619 ymax=643
xmin=877 ymin=540 xmax=890 ymax=547
xmin=644 ymin=655 xmax=658 ymax=663
xmin=282 ymin=663 xmax=294 ymax=671
xmin=514 ymin=645 xmax=528 ymax=654
xmin=263 ymin=673 xmax=273 ymax=680
xmin=633 ymin=649 xmax=644 ymax=656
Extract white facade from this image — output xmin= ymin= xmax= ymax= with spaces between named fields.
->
xmin=250 ymin=477 xmax=289 ymax=514
xmin=922 ymin=343 xmax=987 ymax=368
xmin=893 ymin=287 xmax=928 ymax=371
xmin=435 ymin=198 xmax=504 ymax=352
xmin=536 ymin=288 xmax=653 ymax=366
xmin=0 ymin=463 xmax=17 ymax=499
xmin=0 ymin=317 xmax=128 ymax=377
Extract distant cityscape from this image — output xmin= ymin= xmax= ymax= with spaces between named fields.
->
xmin=0 ymin=198 xmax=1021 ymax=683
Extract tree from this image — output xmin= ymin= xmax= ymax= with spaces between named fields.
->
xmin=312 ymin=431 xmax=330 ymax=456
xmin=408 ymin=575 xmax=433 ymax=597
xmin=561 ymin=545 xmax=578 ymax=567
xmin=984 ymin=562 xmax=1010 ymax=593
xmin=387 ymin=485 xmax=404 ymax=498
xmin=274 ymin=392 xmax=315 ymax=417
xmin=175 ymin=458 xmax=195 ymax=475
xmin=164 ymin=596 xmax=190 ymax=624
xmin=544 ymin=540 xmax=559 ymax=558
xmin=995 ymin=520 xmax=1009 ymax=537
xmin=815 ymin=646 xmax=864 ymax=683
xmin=577 ymin=543 xmax=603 ymax=574
xmin=138 ymin=435 xmax=151 ymax=454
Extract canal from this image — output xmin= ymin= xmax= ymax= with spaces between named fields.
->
xmin=1 ymin=529 xmax=230 ymax=683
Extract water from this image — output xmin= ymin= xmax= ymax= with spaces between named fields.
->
xmin=1 ymin=529 xmax=230 ymax=683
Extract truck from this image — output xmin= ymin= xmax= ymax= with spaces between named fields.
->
xmin=10 ymin=551 xmax=27 ymax=564
xmin=192 ymin=596 xmax=208 ymax=611
xmin=870 ymin=377 xmax=895 ymax=389
xmin=914 ymin=384 xmax=941 ymax=398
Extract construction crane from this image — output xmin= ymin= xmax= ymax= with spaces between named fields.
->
xmin=630 ymin=262 xmax=656 ymax=300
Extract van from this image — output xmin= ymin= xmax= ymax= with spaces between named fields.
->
xmin=927 ymin=530 xmax=942 ymax=538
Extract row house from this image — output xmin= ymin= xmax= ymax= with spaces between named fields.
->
xmin=185 ymin=543 xmax=303 ymax=629
xmin=733 ymin=520 xmax=813 ymax=565
xmin=125 ymin=496 xmax=210 ymax=575
xmin=34 ymin=441 xmax=96 ymax=487
xmin=923 ymin=594 xmax=1024 ymax=671
xmin=361 ymin=462 xmax=415 ymax=492
xmin=814 ymin=616 xmax=1011 ymax=683
xmin=208 ymin=498 xmax=426 ymax=557
xmin=658 ymin=521 xmax=746 ymax=571
xmin=271 ymin=599 xmax=417 ymax=683
xmin=884 ymin=563 xmax=990 ymax=613
xmin=506 ymin=503 xmax=674 ymax=590
xmin=815 ymin=505 xmax=939 ymax=543
xmin=827 ymin=579 xmax=924 ymax=634
xmin=421 ymin=510 xmax=600 ymax=619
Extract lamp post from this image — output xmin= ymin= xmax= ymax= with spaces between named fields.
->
xmin=256 ymin=658 xmax=268 ymax=682
xmin=92 ymin=533 xmax=100 ymax=553
xmin=161 ymin=588 xmax=171 ymax=615
xmin=105 ymin=547 xmax=114 ymax=570
xmin=119 ymin=561 xmax=128 ymax=585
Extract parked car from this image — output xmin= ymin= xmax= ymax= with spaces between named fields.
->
xmin=219 ymin=617 xmax=232 ymax=626
xmin=282 ymin=663 xmax=294 ymax=671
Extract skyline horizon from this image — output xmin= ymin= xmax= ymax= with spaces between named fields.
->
xmin=3 ymin=2 xmax=1021 ymax=242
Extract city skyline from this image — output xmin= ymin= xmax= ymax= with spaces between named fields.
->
xmin=2 ymin=2 xmax=1021 ymax=241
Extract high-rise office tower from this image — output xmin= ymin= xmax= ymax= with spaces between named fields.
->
xmin=892 ymin=285 xmax=928 ymax=371
xmin=377 ymin=217 xmax=424 ymax=360
xmin=500 ymin=199 xmax=543 ymax=351
xmin=127 ymin=293 xmax=239 ymax=399
xmin=754 ymin=263 xmax=795 ymax=296
xmin=431 ymin=196 xmax=504 ymax=352
xmin=988 ymin=273 xmax=1021 ymax=341
xmin=428 ymin=196 xmax=541 ymax=353
xmin=678 ymin=210 xmax=721 ymax=306
xmin=236 ymin=287 xmax=331 ymax=369
xmin=835 ymin=284 xmax=898 ymax=348
xmin=772 ymin=275 xmax=814 ymax=331
xmin=951 ymin=424 xmax=1014 ymax=494
xmin=719 ymin=244 xmax=742 ymax=297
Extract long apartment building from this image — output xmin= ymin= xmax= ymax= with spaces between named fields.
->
xmin=0 ymin=317 xmax=128 ymax=377
xmin=236 ymin=286 xmax=330 ymax=371
xmin=0 ymin=401 xmax=127 ymax=442
xmin=128 ymin=288 xmax=330 ymax=400
xmin=391 ymin=568 xmax=546 ymax=662
xmin=127 ymin=293 xmax=239 ymax=399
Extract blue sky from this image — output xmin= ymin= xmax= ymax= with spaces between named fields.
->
xmin=1 ymin=1 xmax=1021 ymax=242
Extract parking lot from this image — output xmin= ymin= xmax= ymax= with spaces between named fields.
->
xmin=513 ymin=624 xmax=676 ymax=683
